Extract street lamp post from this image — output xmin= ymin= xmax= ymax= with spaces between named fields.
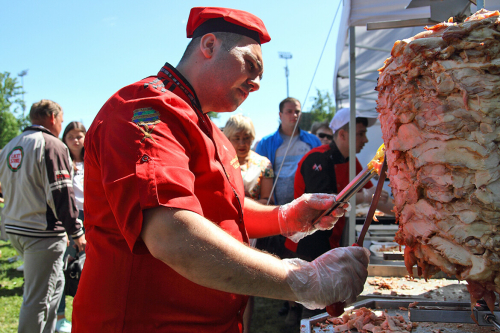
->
xmin=279 ymin=52 xmax=292 ymax=97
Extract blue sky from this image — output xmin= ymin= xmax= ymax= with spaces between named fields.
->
xmin=3 ymin=1 xmax=343 ymax=141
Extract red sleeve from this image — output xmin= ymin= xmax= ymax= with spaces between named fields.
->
xmin=294 ymin=153 xmax=307 ymax=199
xmin=86 ymin=96 xmax=204 ymax=252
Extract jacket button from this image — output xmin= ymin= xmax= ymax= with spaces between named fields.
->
xmin=141 ymin=155 xmax=150 ymax=162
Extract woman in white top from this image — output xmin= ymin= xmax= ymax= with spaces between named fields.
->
xmin=63 ymin=121 xmax=86 ymax=221
xmin=223 ymin=114 xmax=274 ymax=204
xmin=57 ymin=121 xmax=86 ymax=332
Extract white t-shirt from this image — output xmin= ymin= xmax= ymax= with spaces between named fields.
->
xmin=73 ymin=161 xmax=84 ymax=211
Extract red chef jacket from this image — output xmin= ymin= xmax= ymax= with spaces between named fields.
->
xmin=286 ymin=142 xmax=373 ymax=259
xmin=73 ymin=63 xmax=248 ymax=333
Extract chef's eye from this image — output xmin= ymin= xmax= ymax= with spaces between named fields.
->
xmin=247 ymin=60 xmax=255 ymax=71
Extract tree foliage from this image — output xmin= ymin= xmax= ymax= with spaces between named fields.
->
xmin=207 ymin=111 xmax=219 ymax=119
xmin=300 ymin=89 xmax=336 ymax=131
xmin=0 ymin=72 xmax=27 ymax=148
xmin=0 ymin=110 xmax=20 ymax=148
xmin=308 ymin=88 xmax=335 ymax=123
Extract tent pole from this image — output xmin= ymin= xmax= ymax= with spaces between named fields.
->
xmin=348 ymin=25 xmax=357 ymax=246
xmin=335 ymin=75 xmax=340 ymax=111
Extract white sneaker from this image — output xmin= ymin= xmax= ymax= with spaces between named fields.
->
xmin=16 ymin=264 xmax=24 ymax=271
xmin=56 ymin=318 xmax=72 ymax=333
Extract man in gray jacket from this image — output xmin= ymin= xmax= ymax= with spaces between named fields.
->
xmin=0 ymin=99 xmax=86 ymax=333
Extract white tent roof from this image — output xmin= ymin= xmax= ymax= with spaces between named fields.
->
xmin=333 ymin=0 xmax=500 ymax=114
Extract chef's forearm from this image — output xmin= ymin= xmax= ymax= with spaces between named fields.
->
xmin=243 ymin=198 xmax=281 ymax=238
xmin=141 ymin=206 xmax=296 ymax=301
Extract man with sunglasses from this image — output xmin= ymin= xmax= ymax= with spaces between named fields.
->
xmin=311 ymin=121 xmax=334 ymax=146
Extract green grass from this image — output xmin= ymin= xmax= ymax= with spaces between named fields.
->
xmin=0 ymin=240 xmax=74 ymax=333
xmin=0 ymin=239 xmax=23 ymax=333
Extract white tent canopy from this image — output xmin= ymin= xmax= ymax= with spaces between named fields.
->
xmin=332 ymin=0 xmax=500 ymax=245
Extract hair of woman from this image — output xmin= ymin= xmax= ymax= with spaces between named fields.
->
xmin=62 ymin=121 xmax=87 ymax=165
xmin=223 ymin=114 xmax=256 ymax=141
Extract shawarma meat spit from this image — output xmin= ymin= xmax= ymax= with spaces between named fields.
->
xmin=376 ymin=9 xmax=500 ymax=311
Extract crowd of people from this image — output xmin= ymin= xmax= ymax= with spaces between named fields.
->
xmin=0 ymin=6 xmax=395 ymax=333
xmin=223 ymin=103 xmax=395 ymax=328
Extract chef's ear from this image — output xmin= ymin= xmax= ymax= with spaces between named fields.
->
xmin=200 ymin=33 xmax=217 ymax=59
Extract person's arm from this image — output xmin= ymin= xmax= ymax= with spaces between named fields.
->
xmin=376 ymin=196 xmax=395 ymax=215
xmin=244 ymin=198 xmax=280 ymax=238
xmin=356 ymin=187 xmax=394 ymax=216
xmin=141 ymin=206 xmax=293 ymax=300
xmin=257 ymin=176 xmax=273 ymax=205
xmin=244 ymin=193 xmax=348 ymax=241
xmin=141 ymin=205 xmax=370 ymax=309
xmin=44 ymin=135 xmax=86 ymax=251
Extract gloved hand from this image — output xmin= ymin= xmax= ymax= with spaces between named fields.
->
xmin=283 ymin=246 xmax=370 ymax=310
xmin=360 ymin=187 xmax=389 ymax=204
xmin=278 ymin=193 xmax=349 ymax=243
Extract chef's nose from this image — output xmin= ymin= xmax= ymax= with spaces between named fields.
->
xmin=248 ymin=76 xmax=260 ymax=92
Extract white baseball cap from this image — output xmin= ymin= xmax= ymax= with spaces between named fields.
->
xmin=329 ymin=108 xmax=377 ymax=133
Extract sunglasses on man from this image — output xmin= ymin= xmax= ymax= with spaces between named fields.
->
xmin=318 ymin=133 xmax=333 ymax=140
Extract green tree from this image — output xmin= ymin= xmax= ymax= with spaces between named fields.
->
xmin=308 ymin=88 xmax=335 ymax=123
xmin=0 ymin=110 xmax=20 ymax=148
xmin=0 ymin=72 xmax=26 ymax=148
xmin=299 ymin=89 xmax=336 ymax=131
xmin=207 ymin=111 xmax=219 ymax=119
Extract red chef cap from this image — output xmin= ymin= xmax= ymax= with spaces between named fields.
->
xmin=186 ymin=7 xmax=271 ymax=44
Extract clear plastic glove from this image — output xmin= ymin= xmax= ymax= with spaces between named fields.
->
xmin=278 ymin=193 xmax=349 ymax=243
xmin=283 ymin=246 xmax=370 ymax=309
xmin=360 ymin=187 xmax=389 ymax=204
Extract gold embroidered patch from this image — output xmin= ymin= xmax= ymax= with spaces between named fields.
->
xmin=132 ymin=108 xmax=160 ymax=143
xmin=230 ymin=156 xmax=240 ymax=169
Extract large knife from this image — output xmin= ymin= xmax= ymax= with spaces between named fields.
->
xmin=356 ymin=155 xmax=388 ymax=246
xmin=325 ymin=152 xmax=389 ymax=317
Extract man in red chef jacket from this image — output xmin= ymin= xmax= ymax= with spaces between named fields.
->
xmin=73 ymin=7 xmax=371 ymax=333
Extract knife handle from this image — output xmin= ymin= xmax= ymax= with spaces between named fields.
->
xmin=326 ymin=302 xmax=346 ymax=317
xmin=325 ymin=243 xmax=360 ymax=317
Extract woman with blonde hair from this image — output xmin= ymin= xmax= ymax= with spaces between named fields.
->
xmin=224 ymin=114 xmax=274 ymax=204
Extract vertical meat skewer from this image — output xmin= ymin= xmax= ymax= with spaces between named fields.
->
xmin=376 ymin=9 xmax=500 ymax=312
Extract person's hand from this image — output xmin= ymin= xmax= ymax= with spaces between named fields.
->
xmin=361 ymin=187 xmax=389 ymax=204
xmin=278 ymin=193 xmax=349 ymax=242
xmin=73 ymin=234 xmax=87 ymax=253
xmin=283 ymin=246 xmax=370 ymax=310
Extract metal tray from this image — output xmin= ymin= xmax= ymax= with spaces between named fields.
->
xmin=300 ymin=298 xmax=496 ymax=333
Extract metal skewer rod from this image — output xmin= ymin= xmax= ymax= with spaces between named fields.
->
xmin=485 ymin=314 xmax=500 ymax=332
